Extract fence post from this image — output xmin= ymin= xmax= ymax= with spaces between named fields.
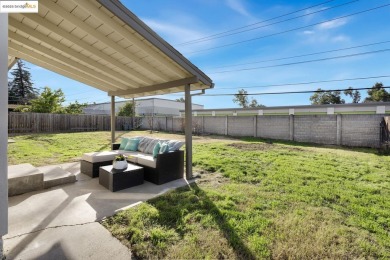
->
xmin=202 ymin=116 xmax=205 ymax=134
xmin=336 ymin=114 xmax=342 ymax=145
xmin=254 ymin=116 xmax=257 ymax=137
xmin=225 ymin=116 xmax=228 ymax=136
xmin=289 ymin=115 xmax=294 ymax=141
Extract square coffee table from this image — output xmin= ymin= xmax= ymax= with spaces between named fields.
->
xmin=99 ymin=163 xmax=144 ymax=192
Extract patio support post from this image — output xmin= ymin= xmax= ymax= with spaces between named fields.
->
xmin=111 ymin=96 xmax=115 ymax=148
xmin=185 ymin=84 xmax=192 ymax=179
xmin=0 ymin=13 xmax=9 ymax=258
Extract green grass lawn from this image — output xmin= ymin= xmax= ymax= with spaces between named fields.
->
xmin=102 ymin=138 xmax=390 ymax=259
xmin=7 ymin=131 xmax=390 ymax=259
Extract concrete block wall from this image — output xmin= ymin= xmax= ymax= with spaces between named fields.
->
xmin=341 ymin=114 xmax=383 ymax=147
xmin=228 ymin=116 xmax=255 ymax=136
xmin=257 ymin=116 xmax=290 ymax=140
xmin=203 ymin=116 xmax=226 ymax=135
xmin=139 ymin=114 xmax=383 ymax=148
xmin=294 ymin=115 xmax=337 ymax=145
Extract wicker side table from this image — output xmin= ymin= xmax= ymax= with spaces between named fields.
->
xmin=99 ymin=164 xmax=144 ymax=192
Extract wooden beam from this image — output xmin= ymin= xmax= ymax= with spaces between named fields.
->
xmin=185 ymin=84 xmax=193 ymax=179
xmin=23 ymin=13 xmax=153 ymax=86
xmin=7 ymin=56 xmax=17 ymax=70
xmin=8 ymin=48 xmax=113 ymax=92
xmin=74 ymin=0 xmax=186 ymax=78
xmin=39 ymin=0 xmax=171 ymax=81
xmin=108 ymin=76 xmax=198 ymax=97
xmin=9 ymin=18 xmax=139 ymax=88
xmin=9 ymin=34 xmax=127 ymax=91
xmin=111 ymin=96 xmax=116 ymax=146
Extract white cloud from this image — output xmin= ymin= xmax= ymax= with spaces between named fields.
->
xmin=226 ymin=0 xmax=251 ymax=17
xmin=142 ymin=18 xmax=216 ymax=55
xmin=317 ymin=18 xmax=348 ymax=30
xmin=303 ymin=30 xmax=315 ymax=35
xmin=331 ymin=35 xmax=350 ymax=43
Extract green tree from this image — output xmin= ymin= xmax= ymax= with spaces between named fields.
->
xmin=310 ymin=89 xmax=345 ymax=104
xmin=8 ymin=60 xmax=38 ymax=104
xmin=343 ymin=87 xmax=361 ymax=103
xmin=31 ymin=87 xmax=65 ymax=113
xmin=233 ymin=89 xmax=264 ymax=108
xmin=117 ymin=102 xmax=136 ymax=117
xmin=63 ymin=101 xmax=87 ymax=114
xmin=175 ymin=97 xmax=185 ymax=102
xmin=364 ymin=82 xmax=390 ymax=102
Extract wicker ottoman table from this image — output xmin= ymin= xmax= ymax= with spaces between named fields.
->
xmin=99 ymin=164 xmax=144 ymax=192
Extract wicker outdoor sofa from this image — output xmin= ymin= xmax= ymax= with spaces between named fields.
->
xmin=80 ymin=137 xmax=184 ymax=185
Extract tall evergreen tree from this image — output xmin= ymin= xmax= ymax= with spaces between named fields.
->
xmin=8 ymin=60 xmax=38 ymax=104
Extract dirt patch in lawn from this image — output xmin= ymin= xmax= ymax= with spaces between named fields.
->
xmin=227 ymin=142 xmax=275 ymax=151
xmin=227 ymin=142 xmax=304 ymax=152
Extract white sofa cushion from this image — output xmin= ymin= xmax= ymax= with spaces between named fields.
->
xmin=137 ymin=154 xmax=157 ymax=168
xmin=82 ymin=151 xmax=118 ymax=163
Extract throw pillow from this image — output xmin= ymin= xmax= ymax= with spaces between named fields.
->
xmin=145 ymin=139 xmax=159 ymax=154
xmin=167 ymin=140 xmax=185 ymax=151
xmin=152 ymin=142 xmax=161 ymax=158
xmin=137 ymin=137 xmax=152 ymax=153
xmin=118 ymin=137 xmax=129 ymax=150
xmin=124 ymin=138 xmax=140 ymax=151
xmin=159 ymin=141 xmax=169 ymax=154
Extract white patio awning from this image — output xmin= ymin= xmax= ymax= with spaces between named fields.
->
xmin=8 ymin=0 xmax=213 ymax=98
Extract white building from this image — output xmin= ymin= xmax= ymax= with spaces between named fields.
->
xmin=83 ymin=98 xmax=203 ymax=116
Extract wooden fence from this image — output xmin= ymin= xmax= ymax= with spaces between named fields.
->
xmin=8 ymin=112 xmax=135 ymax=133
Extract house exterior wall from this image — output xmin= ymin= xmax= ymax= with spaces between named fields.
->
xmin=83 ymin=98 xmax=203 ymax=116
xmin=1 ymin=13 xmax=9 ymax=255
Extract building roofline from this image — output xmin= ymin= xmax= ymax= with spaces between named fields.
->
xmin=87 ymin=97 xmax=204 ymax=107
xmin=181 ymin=102 xmax=390 ymax=112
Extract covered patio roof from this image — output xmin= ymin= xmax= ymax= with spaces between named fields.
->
xmin=7 ymin=0 xmax=213 ymax=98
xmin=1 ymin=0 xmax=213 ymax=251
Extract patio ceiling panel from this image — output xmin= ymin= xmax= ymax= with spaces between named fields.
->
xmin=8 ymin=27 xmax=138 ymax=88
xmin=8 ymin=32 xmax=128 ymax=91
xmin=7 ymin=0 xmax=213 ymax=98
xmin=18 ymin=13 xmax=154 ymax=85
xmin=8 ymin=47 xmax=115 ymax=92
xmin=40 ymin=0 xmax=173 ymax=82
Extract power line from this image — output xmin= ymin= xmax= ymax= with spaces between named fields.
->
xmin=210 ymin=48 xmax=390 ymax=73
xmin=201 ymin=86 xmax=390 ymax=96
xmin=188 ymin=3 xmax=390 ymax=54
xmin=216 ymin=75 xmax=390 ymax=90
xmin=179 ymin=0 xmax=358 ymax=46
xmin=178 ymin=0 xmax=337 ymax=45
xmin=210 ymin=40 xmax=390 ymax=69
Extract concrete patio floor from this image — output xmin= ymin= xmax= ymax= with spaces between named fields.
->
xmin=4 ymin=162 xmax=192 ymax=260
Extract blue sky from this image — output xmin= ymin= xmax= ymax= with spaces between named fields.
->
xmin=10 ymin=0 xmax=390 ymax=108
